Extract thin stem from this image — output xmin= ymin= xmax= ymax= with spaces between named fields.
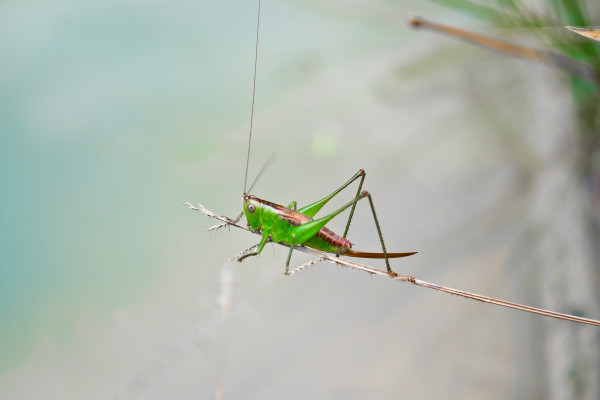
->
xmin=184 ymin=202 xmax=600 ymax=327
xmin=409 ymin=15 xmax=598 ymax=85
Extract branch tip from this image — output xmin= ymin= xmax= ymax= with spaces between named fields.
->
xmin=185 ymin=203 xmax=600 ymax=327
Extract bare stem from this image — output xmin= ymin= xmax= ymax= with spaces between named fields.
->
xmin=288 ymin=256 xmax=327 ymax=275
xmin=409 ymin=15 xmax=599 ymax=85
xmin=184 ymin=202 xmax=600 ymax=327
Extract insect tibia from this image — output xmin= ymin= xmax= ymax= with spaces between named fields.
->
xmin=228 ymin=243 xmax=260 ymax=261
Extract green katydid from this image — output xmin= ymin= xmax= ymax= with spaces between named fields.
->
xmin=238 ymin=168 xmax=417 ymax=275
xmin=226 ymin=0 xmax=415 ymax=275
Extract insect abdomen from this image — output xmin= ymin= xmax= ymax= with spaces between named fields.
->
xmin=317 ymin=227 xmax=351 ymax=249
xmin=301 ymin=227 xmax=351 ymax=253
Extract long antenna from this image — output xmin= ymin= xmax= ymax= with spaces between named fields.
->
xmin=247 ymin=154 xmax=276 ymax=195
xmin=243 ymin=0 xmax=262 ymax=194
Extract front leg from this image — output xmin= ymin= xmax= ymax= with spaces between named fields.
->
xmin=238 ymin=229 xmax=270 ymax=262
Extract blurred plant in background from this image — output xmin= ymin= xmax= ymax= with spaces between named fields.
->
xmin=2 ymin=0 xmax=599 ymax=398
xmin=428 ymin=0 xmax=600 ymax=167
xmin=413 ymin=1 xmax=600 ymax=399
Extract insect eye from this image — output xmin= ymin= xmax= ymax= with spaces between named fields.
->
xmin=247 ymin=203 xmax=256 ymax=213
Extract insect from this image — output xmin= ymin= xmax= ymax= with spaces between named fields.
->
xmin=218 ymin=0 xmax=416 ymax=276
xmin=225 ymin=0 xmax=415 ymax=276
xmin=185 ymin=0 xmax=600 ymax=326
xmin=239 ymin=169 xmax=417 ymax=275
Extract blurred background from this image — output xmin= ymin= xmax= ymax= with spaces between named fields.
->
xmin=1 ymin=0 xmax=599 ymax=398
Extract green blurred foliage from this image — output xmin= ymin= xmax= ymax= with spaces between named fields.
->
xmin=431 ymin=0 xmax=600 ymax=171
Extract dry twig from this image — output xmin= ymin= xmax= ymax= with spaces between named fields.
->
xmin=184 ymin=202 xmax=600 ymax=326
xmin=409 ymin=15 xmax=599 ymax=85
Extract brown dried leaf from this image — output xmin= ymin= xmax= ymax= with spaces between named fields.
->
xmin=566 ymin=26 xmax=600 ymax=42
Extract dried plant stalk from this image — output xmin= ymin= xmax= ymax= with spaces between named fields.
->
xmin=409 ymin=15 xmax=598 ymax=85
xmin=184 ymin=202 xmax=600 ymax=326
